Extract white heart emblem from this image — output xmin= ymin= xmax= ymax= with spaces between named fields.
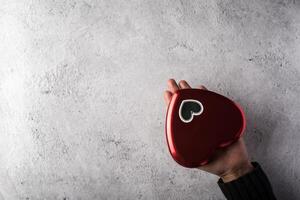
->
xmin=179 ymin=99 xmax=204 ymax=123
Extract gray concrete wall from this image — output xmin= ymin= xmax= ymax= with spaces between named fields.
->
xmin=0 ymin=0 xmax=299 ymax=199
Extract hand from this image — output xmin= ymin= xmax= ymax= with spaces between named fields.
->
xmin=164 ymin=79 xmax=253 ymax=182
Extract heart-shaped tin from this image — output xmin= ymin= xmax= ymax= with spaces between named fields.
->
xmin=165 ymin=89 xmax=246 ymax=168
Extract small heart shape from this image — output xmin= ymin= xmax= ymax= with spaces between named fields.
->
xmin=179 ymin=99 xmax=204 ymax=123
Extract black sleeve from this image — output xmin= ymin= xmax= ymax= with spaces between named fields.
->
xmin=217 ymin=162 xmax=277 ymax=200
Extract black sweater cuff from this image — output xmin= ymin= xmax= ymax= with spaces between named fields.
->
xmin=218 ymin=162 xmax=276 ymax=200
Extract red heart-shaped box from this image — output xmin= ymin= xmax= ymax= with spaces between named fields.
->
xmin=165 ymin=89 xmax=246 ymax=168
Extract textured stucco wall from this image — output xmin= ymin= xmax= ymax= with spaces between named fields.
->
xmin=0 ymin=0 xmax=299 ymax=199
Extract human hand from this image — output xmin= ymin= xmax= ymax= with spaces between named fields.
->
xmin=164 ymin=79 xmax=253 ymax=182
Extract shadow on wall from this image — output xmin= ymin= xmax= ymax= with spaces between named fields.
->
xmin=244 ymin=99 xmax=297 ymax=199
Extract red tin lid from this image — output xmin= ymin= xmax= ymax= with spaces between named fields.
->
xmin=165 ymin=89 xmax=246 ymax=168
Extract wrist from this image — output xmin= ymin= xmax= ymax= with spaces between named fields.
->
xmin=220 ymin=161 xmax=254 ymax=183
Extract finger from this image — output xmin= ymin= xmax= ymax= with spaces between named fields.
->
xmin=167 ymin=79 xmax=179 ymax=93
xmin=197 ymin=85 xmax=208 ymax=90
xmin=178 ymin=80 xmax=191 ymax=89
xmin=164 ymin=90 xmax=172 ymax=106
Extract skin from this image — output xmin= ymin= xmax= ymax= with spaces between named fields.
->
xmin=164 ymin=79 xmax=254 ymax=182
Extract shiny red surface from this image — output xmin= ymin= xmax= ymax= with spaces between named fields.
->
xmin=165 ymin=89 xmax=246 ymax=168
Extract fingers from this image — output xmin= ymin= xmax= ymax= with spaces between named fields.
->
xmin=178 ymin=80 xmax=191 ymax=89
xmin=164 ymin=91 xmax=172 ymax=106
xmin=197 ymin=85 xmax=208 ymax=90
xmin=167 ymin=79 xmax=179 ymax=93
xmin=164 ymin=79 xmax=207 ymax=107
